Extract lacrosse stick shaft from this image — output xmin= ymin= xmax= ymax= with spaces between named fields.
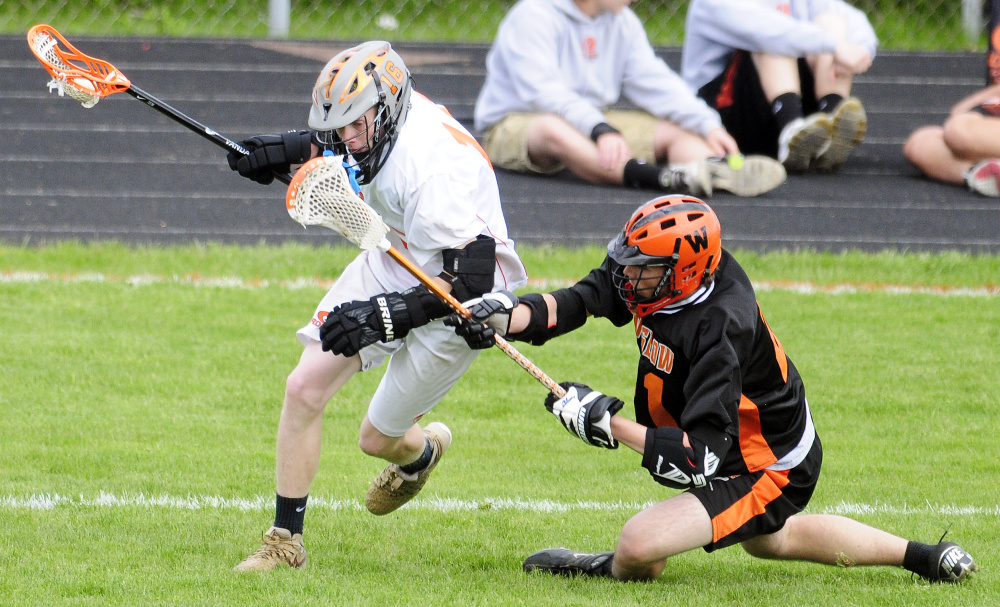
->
xmin=384 ymin=247 xmax=566 ymax=398
xmin=125 ymin=85 xmax=292 ymax=185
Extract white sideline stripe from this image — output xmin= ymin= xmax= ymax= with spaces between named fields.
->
xmin=2 ymin=271 xmax=999 ymax=297
xmin=2 ymin=493 xmax=996 ymax=517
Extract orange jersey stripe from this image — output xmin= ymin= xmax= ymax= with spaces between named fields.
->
xmin=738 ymin=394 xmax=778 ymax=472
xmin=644 ymin=373 xmax=679 ymax=428
xmin=711 ymin=469 xmax=790 ymax=542
xmin=759 ymin=306 xmax=788 ymax=382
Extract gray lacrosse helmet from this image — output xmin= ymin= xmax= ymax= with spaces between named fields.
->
xmin=308 ymin=40 xmax=413 ymax=184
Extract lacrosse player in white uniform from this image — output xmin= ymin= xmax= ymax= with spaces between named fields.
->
xmin=682 ymin=0 xmax=876 ymax=173
xmin=474 ymin=0 xmax=787 ymax=198
xmin=225 ymin=40 xmax=527 ymax=571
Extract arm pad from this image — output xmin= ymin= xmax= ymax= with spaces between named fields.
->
xmin=505 ymin=288 xmax=588 ymax=346
xmin=439 ymin=235 xmax=496 ymax=302
xmin=640 ymin=427 xmax=731 ymax=489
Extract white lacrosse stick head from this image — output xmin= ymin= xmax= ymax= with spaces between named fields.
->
xmin=286 ymin=155 xmax=391 ymax=251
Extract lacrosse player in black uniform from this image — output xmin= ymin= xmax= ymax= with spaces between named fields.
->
xmin=446 ymin=195 xmax=977 ymax=584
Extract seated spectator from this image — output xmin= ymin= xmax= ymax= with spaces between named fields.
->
xmin=904 ymin=83 xmax=1000 ymax=197
xmin=473 ymin=0 xmax=787 ymax=198
xmin=682 ymin=0 xmax=876 ymax=173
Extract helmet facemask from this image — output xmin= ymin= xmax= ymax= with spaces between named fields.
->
xmin=309 ymin=41 xmax=412 ymax=184
xmin=608 ymin=196 xmax=722 ymax=316
xmin=611 ymin=263 xmax=677 ymax=310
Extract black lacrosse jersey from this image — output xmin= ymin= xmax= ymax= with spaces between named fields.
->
xmin=563 ymin=249 xmax=811 ymax=477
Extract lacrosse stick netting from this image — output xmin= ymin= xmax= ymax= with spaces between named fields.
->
xmin=286 ymin=156 xmax=566 ymax=398
xmin=286 ymin=156 xmax=390 ymax=251
xmin=27 ymin=24 xmax=131 ymax=108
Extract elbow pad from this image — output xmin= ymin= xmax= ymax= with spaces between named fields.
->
xmin=506 ymin=289 xmax=587 ymax=346
xmin=641 ymin=427 xmax=730 ymax=489
xmin=439 ymin=235 xmax=497 ymax=302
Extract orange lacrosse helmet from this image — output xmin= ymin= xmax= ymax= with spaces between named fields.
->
xmin=607 ymin=195 xmax=722 ymax=316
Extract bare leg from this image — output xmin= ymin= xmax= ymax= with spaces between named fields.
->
xmin=358 ymin=414 xmax=428 ymax=465
xmin=753 ymin=53 xmax=803 ymax=102
xmin=526 ymin=115 xmax=627 ymax=185
xmin=808 ymin=14 xmax=853 ymax=98
xmin=903 ymin=125 xmax=972 ymax=184
xmin=652 ymin=121 xmax=715 ymax=164
xmin=943 ymin=112 xmax=1000 ymax=159
xmin=741 ymin=513 xmax=907 ymax=566
xmin=276 ymin=340 xmax=360 ymax=497
xmin=611 ymin=492 xmax=714 ymax=580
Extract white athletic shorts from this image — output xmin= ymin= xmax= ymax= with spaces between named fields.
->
xmin=297 ymin=251 xmax=480 ymax=437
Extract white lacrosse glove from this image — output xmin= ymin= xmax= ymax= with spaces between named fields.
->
xmin=443 ymin=290 xmax=518 ymax=349
xmin=544 ymin=382 xmax=624 ymax=449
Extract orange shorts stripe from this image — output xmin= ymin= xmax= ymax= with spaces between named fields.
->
xmin=711 ymin=468 xmax=791 ymax=543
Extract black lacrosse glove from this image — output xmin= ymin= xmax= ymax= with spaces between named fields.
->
xmin=443 ymin=290 xmax=519 ymax=350
xmin=543 ymin=382 xmax=624 ymax=449
xmin=227 ymin=130 xmax=312 ymax=185
xmin=319 ymin=287 xmax=448 ymax=357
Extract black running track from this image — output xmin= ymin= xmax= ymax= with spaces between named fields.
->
xmin=2 ymin=35 xmax=998 ymax=253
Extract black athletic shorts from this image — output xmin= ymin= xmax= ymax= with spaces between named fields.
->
xmin=690 ymin=432 xmax=822 ymax=553
xmin=697 ymin=50 xmax=818 ymax=158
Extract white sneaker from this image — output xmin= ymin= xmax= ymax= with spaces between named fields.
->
xmin=813 ymin=97 xmax=867 ymax=173
xmin=965 ymin=158 xmax=1000 ymax=197
xmin=659 ymin=161 xmax=711 ymax=195
xmin=777 ymin=113 xmax=833 ymax=172
xmin=661 ymin=155 xmax=786 ymax=198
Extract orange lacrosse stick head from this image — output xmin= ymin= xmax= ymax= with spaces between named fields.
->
xmin=27 ymin=24 xmax=131 ymax=106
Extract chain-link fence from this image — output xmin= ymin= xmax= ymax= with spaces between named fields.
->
xmin=0 ymin=0 xmax=992 ymax=50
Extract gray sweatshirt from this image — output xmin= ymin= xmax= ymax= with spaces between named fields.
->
xmin=474 ymin=0 xmax=723 ymax=138
xmin=682 ymin=0 xmax=878 ymax=92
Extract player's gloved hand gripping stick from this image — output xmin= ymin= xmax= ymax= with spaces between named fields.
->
xmin=28 ymin=23 xmax=566 ymax=399
xmin=26 ymin=24 xmax=294 ymax=185
xmin=286 ymin=155 xmax=567 ymax=398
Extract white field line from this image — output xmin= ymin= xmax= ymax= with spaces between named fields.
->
xmin=1 ymin=271 xmax=999 ymax=297
xmin=1 ymin=493 xmax=996 ymax=517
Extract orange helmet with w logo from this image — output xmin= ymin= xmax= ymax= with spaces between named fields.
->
xmin=607 ymin=195 xmax=722 ymax=316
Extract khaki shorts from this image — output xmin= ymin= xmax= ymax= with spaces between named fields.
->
xmin=482 ymin=110 xmax=661 ymax=174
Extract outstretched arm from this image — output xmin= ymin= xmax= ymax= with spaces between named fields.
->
xmin=507 ymin=293 xmax=557 ymax=334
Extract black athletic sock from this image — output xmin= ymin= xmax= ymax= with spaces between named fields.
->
xmin=903 ymin=541 xmax=936 ymax=578
xmin=817 ymin=93 xmax=845 ymax=114
xmin=399 ymin=438 xmax=433 ymax=474
xmin=771 ymin=92 xmax=804 ymax=132
xmin=274 ymin=494 xmax=308 ymax=536
xmin=622 ymin=158 xmax=662 ymax=189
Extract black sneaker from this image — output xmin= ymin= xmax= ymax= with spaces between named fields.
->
xmin=522 ymin=548 xmax=615 ymax=577
xmin=926 ymin=542 xmax=977 ymax=583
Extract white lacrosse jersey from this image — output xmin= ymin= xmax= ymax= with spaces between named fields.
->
xmin=359 ymin=92 xmax=527 ymax=295
xmin=682 ymin=0 xmax=878 ymax=92
xmin=474 ymin=0 xmax=723 ymax=139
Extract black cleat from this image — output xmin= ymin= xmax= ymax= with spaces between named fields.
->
xmin=925 ymin=542 xmax=977 ymax=583
xmin=522 ymin=548 xmax=615 ymax=577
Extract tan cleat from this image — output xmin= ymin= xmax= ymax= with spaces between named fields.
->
xmin=365 ymin=422 xmax=452 ymax=515
xmin=813 ymin=97 xmax=866 ymax=173
xmin=233 ymin=526 xmax=306 ymax=572
xmin=777 ymin=112 xmax=833 ymax=173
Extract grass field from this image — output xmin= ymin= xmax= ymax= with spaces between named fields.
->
xmin=1 ymin=243 xmax=997 ymax=606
